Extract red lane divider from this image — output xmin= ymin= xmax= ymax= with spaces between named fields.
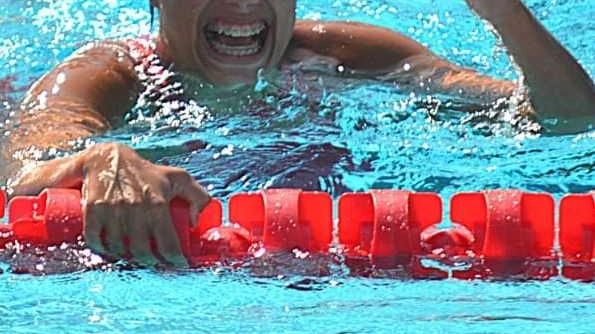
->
xmin=450 ymin=190 xmax=557 ymax=279
xmin=560 ymin=193 xmax=595 ymax=280
xmin=0 ymin=188 xmax=593 ymax=281
xmin=229 ymin=189 xmax=332 ymax=252
xmin=338 ymin=191 xmax=442 ymax=272
xmin=8 ymin=189 xmax=83 ymax=246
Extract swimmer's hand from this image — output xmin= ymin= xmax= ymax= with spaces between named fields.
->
xmin=464 ymin=0 xmax=524 ymax=23
xmin=11 ymin=142 xmax=210 ymax=267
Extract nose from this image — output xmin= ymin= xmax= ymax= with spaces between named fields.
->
xmin=225 ymin=0 xmax=260 ymax=13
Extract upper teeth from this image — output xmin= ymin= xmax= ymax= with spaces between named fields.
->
xmin=207 ymin=21 xmax=266 ymax=37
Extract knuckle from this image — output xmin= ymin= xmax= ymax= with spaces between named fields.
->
xmin=166 ymin=167 xmax=193 ymax=182
xmin=145 ymin=202 xmax=169 ymax=216
xmin=86 ymin=142 xmax=137 ymax=161
xmin=95 ymin=142 xmax=125 ymax=152
xmin=192 ymin=187 xmax=211 ymax=203
xmin=144 ymin=188 xmax=168 ymax=205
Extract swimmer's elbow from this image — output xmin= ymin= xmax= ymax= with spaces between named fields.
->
xmin=534 ymin=100 xmax=595 ymax=135
xmin=536 ymin=114 xmax=594 ymax=134
xmin=527 ymin=78 xmax=595 ymax=134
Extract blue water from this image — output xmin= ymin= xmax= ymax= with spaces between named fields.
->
xmin=1 ymin=0 xmax=594 ymax=333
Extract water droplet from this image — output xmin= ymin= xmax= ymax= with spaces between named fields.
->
xmin=253 ymin=247 xmax=266 ymax=258
xmin=88 ymin=314 xmax=102 ymax=323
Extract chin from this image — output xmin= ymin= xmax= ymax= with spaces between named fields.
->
xmin=205 ymin=70 xmax=261 ymax=86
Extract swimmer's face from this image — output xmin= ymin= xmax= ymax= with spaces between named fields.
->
xmin=152 ymin=0 xmax=296 ymax=85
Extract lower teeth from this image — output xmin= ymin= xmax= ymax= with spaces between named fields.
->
xmin=205 ymin=26 xmax=267 ymax=57
xmin=210 ymin=40 xmax=261 ymax=56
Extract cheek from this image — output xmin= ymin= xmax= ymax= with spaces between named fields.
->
xmin=160 ymin=7 xmax=201 ymax=47
xmin=160 ymin=2 xmax=207 ymax=31
xmin=162 ymin=7 xmax=191 ymax=26
xmin=273 ymin=3 xmax=296 ymax=38
xmin=272 ymin=1 xmax=296 ymax=19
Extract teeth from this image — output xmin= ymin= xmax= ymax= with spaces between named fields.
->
xmin=207 ymin=21 xmax=266 ymax=37
xmin=210 ymin=40 xmax=262 ymax=57
xmin=204 ymin=20 xmax=268 ymax=57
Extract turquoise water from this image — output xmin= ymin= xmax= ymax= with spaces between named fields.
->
xmin=1 ymin=0 xmax=594 ymax=333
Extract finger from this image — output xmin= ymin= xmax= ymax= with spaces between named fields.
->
xmin=127 ymin=211 xmax=158 ymax=266
xmin=163 ymin=167 xmax=211 ymax=227
xmin=11 ymin=153 xmax=84 ymax=196
xmin=83 ymin=203 xmax=107 ymax=254
xmin=104 ymin=208 xmax=127 ymax=257
xmin=151 ymin=206 xmax=188 ymax=267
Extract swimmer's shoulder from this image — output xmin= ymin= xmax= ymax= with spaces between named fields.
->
xmin=24 ymin=39 xmax=141 ymax=123
xmin=285 ymin=20 xmax=433 ymax=73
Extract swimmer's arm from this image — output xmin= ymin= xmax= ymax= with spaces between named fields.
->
xmin=290 ymin=21 xmax=431 ymax=73
xmin=290 ymin=21 xmax=517 ymax=108
xmin=7 ymin=41 xmax=139 ymax=154
xmin=293 ymin=18 xmax=593 ymax=132
xmin=463 ymin=0 xmax=595 ymax=132
xmin=377 ymin=54 xmax=519 ymax=106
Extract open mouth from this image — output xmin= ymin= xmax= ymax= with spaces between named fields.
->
xmin=204 ymin=20 xmax=269 ymax=58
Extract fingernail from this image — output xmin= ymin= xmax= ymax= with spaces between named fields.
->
xmin=178 ymin=256 xmax=189 ymax=268
xmin=170 ymin=255 xmax=189 ymax=268
xmin=138 ymin=256 xmax=158 ymax=267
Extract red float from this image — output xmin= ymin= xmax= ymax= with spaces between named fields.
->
xmin=338 ymin=190 xmax=443 ymax=276
xmin=450 ymin=190 xmax=557 ymax=279
xmin=560 ymin=193 xmax=595 ymax=281
xmin=229 ymin=189 xmax=333 ymax=252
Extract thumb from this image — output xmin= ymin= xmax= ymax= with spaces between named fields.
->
xmin=164 ymin=167 xmax=211 ymax=228
xmin=178 ymin=183 xmax=211 ymax=228
xmin=10 ymin=154 xmax=85 ymax=197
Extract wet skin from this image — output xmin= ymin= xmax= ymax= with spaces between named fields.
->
xmin=3 ymin=0 xmax=594 ymax=266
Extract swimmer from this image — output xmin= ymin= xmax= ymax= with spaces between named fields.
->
xmin=2 ymin=0 xmax=594 ymax=266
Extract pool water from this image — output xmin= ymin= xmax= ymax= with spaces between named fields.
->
xmin=1 ymin=0 xmax=594 ymax=333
